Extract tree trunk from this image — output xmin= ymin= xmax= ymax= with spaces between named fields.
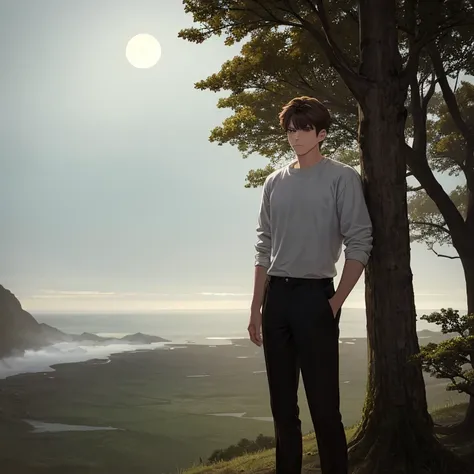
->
xmin=347 ymin=1 xmax=467 ymax=472
xmin=459 ymin=394 xmax=474 ymax=432
xmin=465 ymin=189 xmax=474 ymax=318
xmin=457 ymin=210 xmax=474 ymax=431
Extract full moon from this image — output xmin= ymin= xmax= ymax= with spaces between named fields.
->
xmin=126 ymin=34 xmax=161 ymax=69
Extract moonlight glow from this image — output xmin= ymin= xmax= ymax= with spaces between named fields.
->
xmin=126 ymin=34 xmax=161 ymax=69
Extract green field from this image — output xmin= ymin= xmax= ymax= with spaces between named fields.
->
xmin=0 ymin=336 xmax=468 ymax=474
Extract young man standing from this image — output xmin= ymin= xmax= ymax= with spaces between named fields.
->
xmin=249 ymin=96 xmax=373 ymax=474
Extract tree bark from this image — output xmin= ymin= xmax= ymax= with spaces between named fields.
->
xmin=465 ymin=190 xmax=474 ymax=317
xmin=457 ymin=217 xmax=474 ymax=432
xmin=347 ymin=1 xmax=468 ymax=472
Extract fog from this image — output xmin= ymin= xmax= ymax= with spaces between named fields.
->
xmin=0 ymin=340 xmax=168 ymax=379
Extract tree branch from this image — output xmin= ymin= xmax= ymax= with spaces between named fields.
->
xmin=454 ymin=68 xmax=461 ymax=93
xmin=399 ymin=7 xmax=474 ymax=40
xmin=400 ymin=3 xmax=474 ymax=86
xmin=404 ymin=143 xmax=468 ymax=245
xmin=266 ymin=73 xmax=357 ymax=122
xmin=275 ymin=74 xmax=317 ymax=96
xmin=407 ymin=185 xmax=423 ymax=192
xmin=427 ymin=244 xmax=460 ymax=260
xmin=280 ymin=1 xmax=368 ymax=99
xmin=294 ymin=67 xmax=317 ymax=91
xmin=401 ymin=0 xmax=426 ymax=88
xmin=410 ymin=72 xmax=427 ymax=154
xmin=291 ymin=68 xmax=358 ymax=115
xmin=428 ymin=43 xmax=474 ymax=189
xmin=246 ymin=0 xmax=302 ymax=28
xmin=428 ymin=44 xmax=473 ymax=145
xmin=305 ymin=68 xmax=358 ymax=116
xmin=311 ymin=0 xmax=355 ymax=69
xmin=422 ymin=73 xmax=437 ymax=112
xmin=342 ymin=6 xmax=358 ymax=24
xmin=410 ymin=221 xmax=451 ymax=235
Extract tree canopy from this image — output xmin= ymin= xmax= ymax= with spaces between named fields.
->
xmin=417 ymin=308 xmax=474 ymax=397
xmin=180 ymin=1 xmax=474 ymax=255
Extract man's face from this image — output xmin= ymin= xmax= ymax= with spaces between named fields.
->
xmin=287 ymin=120 xmax=326 ymax=156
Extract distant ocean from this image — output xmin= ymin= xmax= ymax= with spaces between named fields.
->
xmin=35 ymin=308 xmax=442 ymax=344
xmin=0 ymin=308 xmax=442 ymax=380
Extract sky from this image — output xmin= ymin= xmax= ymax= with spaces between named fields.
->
xmin=0 ymin=0 xmax=469 ymax=314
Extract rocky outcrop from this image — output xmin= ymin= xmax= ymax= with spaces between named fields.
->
xmin=0 ymin=285 xmax=63 ymax=358
xmin=0 ymin=285 xmax=169 ymax=359
xmin=120 ymin=333 xmax=167 ymax=344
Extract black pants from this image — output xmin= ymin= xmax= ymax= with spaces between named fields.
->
xmin=262 ymin=276 xmax=347 ymax=474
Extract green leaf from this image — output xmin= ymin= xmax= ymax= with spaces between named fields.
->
xmin=416 ymin=310 xmax=474 ymax=397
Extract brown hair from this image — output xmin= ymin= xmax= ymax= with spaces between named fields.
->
xmin=279 ymin=96 xmax=331 ymax=134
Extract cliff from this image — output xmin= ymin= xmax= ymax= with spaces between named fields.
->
xmin=0 ymin=285 xmax=169 ymax=359
xmin=0 ymin=285 xmax=64 ymax=358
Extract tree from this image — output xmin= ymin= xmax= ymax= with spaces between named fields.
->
xmin=408 ymin=77 xmax=474 ymax=431
xmin=180 ymin=1 xmax=473 ymax=472
xmin=416 ymin=309 xmax=474 ymax=398
xmin=182 ymin=0 xmax=474 ymax=433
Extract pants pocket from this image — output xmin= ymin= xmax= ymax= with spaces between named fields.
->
xmin=320 ymin=283 xmax=336 ymax=324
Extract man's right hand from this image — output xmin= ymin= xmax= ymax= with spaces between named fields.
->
xmin=248 ymin=309 xmax=263 ymax=347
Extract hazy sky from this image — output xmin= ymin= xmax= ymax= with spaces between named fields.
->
xmin=0 ymin=0 xmax=468 ymax=314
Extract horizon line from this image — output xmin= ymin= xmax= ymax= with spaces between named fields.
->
xmin=30 ymin=307 xmax=466 ymax=316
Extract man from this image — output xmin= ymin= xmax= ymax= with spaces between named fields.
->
xmin=249 ymin=96 xmax=373 ymax=474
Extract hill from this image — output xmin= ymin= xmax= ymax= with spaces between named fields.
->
xmin=0 ymin=285 xmax=169 ymax=358
xmin=183 ymin=404 xmax=474 ymax=473
xmin=0 ymin=285 xmax=62 ymax=358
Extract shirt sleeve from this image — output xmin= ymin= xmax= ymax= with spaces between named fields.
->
xmin=254 ymin=178 xmax=272 ymax=268
xmin=336 ymin=167 xmax=373 ymax=266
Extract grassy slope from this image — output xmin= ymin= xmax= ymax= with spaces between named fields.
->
xmin=183 ymin=403 xmax=471 ymax=474
xmin=0 ymin=338 xmax=468 ymax=473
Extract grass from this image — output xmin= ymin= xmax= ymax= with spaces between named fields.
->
xmin=181 ymin=427 xmax=357 ymax=473
xmin=0 ymin=338 xmax=469 ymax=474
xmin=182 ymin=404 xmax=471 ymax=474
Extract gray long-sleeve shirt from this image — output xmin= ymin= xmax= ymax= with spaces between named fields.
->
xmin=255 ymin=157 xmax=373 ymax=278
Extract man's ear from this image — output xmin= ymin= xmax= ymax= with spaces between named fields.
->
xmin=318 ymin=129 xmax=327 ymax=142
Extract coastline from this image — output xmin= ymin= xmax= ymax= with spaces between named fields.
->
xmin=0 ymin=328 xmax=448 ymax=382
xmin=0 ymin=330 xmax=466 ymax=474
